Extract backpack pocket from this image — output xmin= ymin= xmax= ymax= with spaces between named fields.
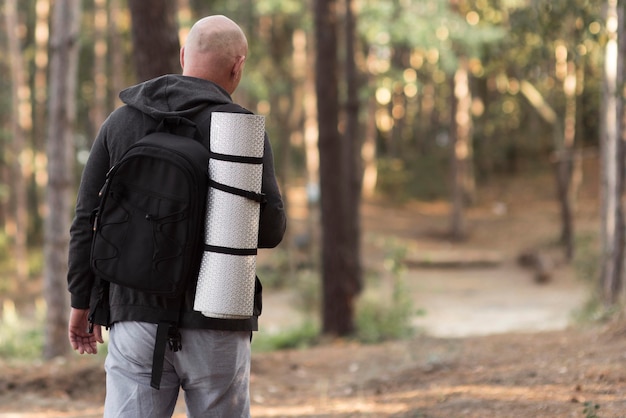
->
xmin=92 ymin=180 xmax=191 ymax=296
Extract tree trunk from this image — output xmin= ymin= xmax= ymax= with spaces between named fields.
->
xmin=44 ymin=0 xmax=81 ymax=359
xmin=5 ymin=0 xmax=30 ymax=288
xmin=555 ymin=61 xmax=578 ymax=261
xmin=128 ymin=0 xmax=180 ymax=82
xmin=91 ymin=0 xmax=108 ymax=140
xmin=519 ymin=80 xmax=579 ymax=261
xmin=289 ymin=28 xmax=318 ymax=274
xmin=32 ymin=0 xmax=51 ymax=242
xmin=599 ymin=0 xmax=625 ymax=306
xmin=303 ymin=28 xmax=321 ymax=271
xmin=343 ymin=0 xmax=362 ymax=299
xmin=315 ymin=0 xmax=360 ymax=336
xmin=450 ymin=59 xmax=474 ymax=240
xmin=108 ymin=0 xmax=125 ymax=107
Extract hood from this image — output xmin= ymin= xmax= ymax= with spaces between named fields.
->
xmin=118 ymin=75 xmax=232 ymax=120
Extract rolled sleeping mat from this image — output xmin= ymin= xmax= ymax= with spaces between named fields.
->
xmin=194 ymin=112 xmax=265 ymax=319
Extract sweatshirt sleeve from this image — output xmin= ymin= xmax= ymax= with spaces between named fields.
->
xmin=67 ymin=123 xmax=112 ymax=309
xmin=258 ymin=133 xmax=287 ymax=249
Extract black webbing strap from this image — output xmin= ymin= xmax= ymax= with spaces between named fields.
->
xmin=210 ymin=151 xmax=263 ymax=165
xmin=150 ymin=321 xmax=170 ymax=389
xmin=150 ymin=320 xmax=182 ymax=389
xmin=150 ymin=321 xmax=176 ymax=389
xmin=209 ymin=179 xmax=266 ymax=203
xmin=203 ymin=244 xmax=258 ymax=256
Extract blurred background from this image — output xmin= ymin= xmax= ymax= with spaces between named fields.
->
xmin=0 ymin=0 xmax=621 ymax=365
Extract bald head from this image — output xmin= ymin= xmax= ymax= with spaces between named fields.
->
xmin=180 ymin=15 xmax=248 ymax=94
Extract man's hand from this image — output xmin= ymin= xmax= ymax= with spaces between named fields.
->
xmin=68 ymin=308 xmax=103 ymax=354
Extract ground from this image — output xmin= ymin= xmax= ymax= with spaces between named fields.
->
xmin=2 ymin=164 xmax=626 ymax=417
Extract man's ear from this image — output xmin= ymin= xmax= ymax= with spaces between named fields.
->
xmin=180 ymin=47 xmax=186 ymax=70
xmin=232 ymin=55 xmax=246 ymax=77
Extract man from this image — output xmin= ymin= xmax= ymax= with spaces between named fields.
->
xmin=67 ymin=15 xmax=286 ymax=417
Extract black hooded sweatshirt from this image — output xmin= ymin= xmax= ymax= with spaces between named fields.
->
xmin=68 ymin=75 xmax=286 ymax=331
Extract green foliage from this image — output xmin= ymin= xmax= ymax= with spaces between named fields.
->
xmin=255 ymin=241 xmax=423 ymax=350
xmin=257 ymin=248 xmax=321 ymax=315
xmin=572 ymin=233 xmax=600 ymax=285
xmin=376 ymin=158 xmax=411 ymax=202
xmin=582 ymin=401 xmax=600 ymax=418
xmin=256 ymin=248 xmax=292 ymax=289
xmin=0 ymin=240 xmax=43 ymax=294
xmin=0 ymin=301 xmax=44 ymax=360
xmin=355 ymin=242 xmax=424 ymax=344
xmin=573 ymin=297 xmax=620 ymax=325
xmin=255 ymin=0 xmax=303 ymax=15
xmin=254 ymin=260 xmax=321 ymax=352
xmin=251 ymin=321 xmax=319 ymax=352
xmin=355 ymin=281 xmax=420 ymax=344
xmin=360 ymin=0 xmax=505 ymax=72
xmin=571 ymin=232 xmax=601 ymax=324
xmin=570 ymin=233 xmax=620 ymax=324
xmin=291 ymin=269 xmax=321 ymax=317
xmin=377 ymin=154 xmax=449 ymax=201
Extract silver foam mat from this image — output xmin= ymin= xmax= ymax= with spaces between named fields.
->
xmin=194 ymin=112 xmax=265 ymax=319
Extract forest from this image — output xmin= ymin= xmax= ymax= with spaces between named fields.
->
xmin=2 ymin=0 xmax=626 ymax=416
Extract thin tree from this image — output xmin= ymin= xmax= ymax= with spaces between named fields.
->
xmin=127 ymin=0 xmax=180 ymax=82
xmin=449 ymin=58 xmax=474 ymax=240
xmin=315 ymin=0 xmax=361 ymax=336
xmin=5 ymin=0 xmax=30 ymax=288
xmin=32 ymin=0 xmax=51 ymax=235
xmin=108 ymin=0 xmax=125 ymax=107
xmin=303 ymin=28 xmax=321 ymax=270
xmin=555 ymin=56 xmax=578 ymax=261
xmin=91 ymin=0 xmax=108 ymax=136
xmin=599 ymin=0 xmax=625 ymax=306
xmin=44 ymin=0 xmax=81 ymax=359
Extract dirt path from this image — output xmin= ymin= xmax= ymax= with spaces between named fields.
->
xmin=408 ymin=263 xmax=587 ymax=337
xmin=249 ymin=324 xmax=626 ymax=417
xmin=3 ymin=324 xmax=625 ymax=417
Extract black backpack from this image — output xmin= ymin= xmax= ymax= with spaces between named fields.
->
xmin=88 ymin=106 xmax=264 ymax=390
xmin=90 ymin=116 xmax=208 ymax=297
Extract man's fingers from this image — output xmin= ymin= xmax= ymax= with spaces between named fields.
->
xmin=93 ymin=324 xmax=104 ymax=344
xmin=69 ymin=331 xmax=100 ymax=355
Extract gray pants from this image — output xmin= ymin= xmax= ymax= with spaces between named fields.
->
xmin=104 ymin=321 xmax=251 ymax=418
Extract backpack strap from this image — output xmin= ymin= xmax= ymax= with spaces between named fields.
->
xmin=93 ymin=102 xmax=254 ymax=391
xmin=208 ymin=179 xmax=266 ymax=203
xmin=156 ymin=116 xmax=204 ymax=142
xmin=148 ymin=104 xmax=241 ymax=390
xmin=150 ymin=313 xmax=182 ymax=389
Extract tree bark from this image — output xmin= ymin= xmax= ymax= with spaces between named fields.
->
xmin=555 ymin=61 xmax=578 ymax=261
xmin=91 ymin=0 xmax=108 ymax=140
xmin=5 ymin=0 xmax=30 ymax=288
xmin=315 ymin=0 xmax=361 ymax=336
xmin=108 ymin=0 xmax=125 ymax=107
xmin=599 ymin=0 xmax=625 ymax=306
xmin=44 ymin=0 xmax=81 ymax=359
xmin=450 ymin=59 xmax=474 ymax=240
xmin=303 ymin=28 xmax=321 ymax=271
xmin=343 ymin=0 xmax=363 ymax=302
xmin=32 ymin=0 xmax=51 ymax=241
xmin=128 ymin=0 xmax=181 ymax=82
